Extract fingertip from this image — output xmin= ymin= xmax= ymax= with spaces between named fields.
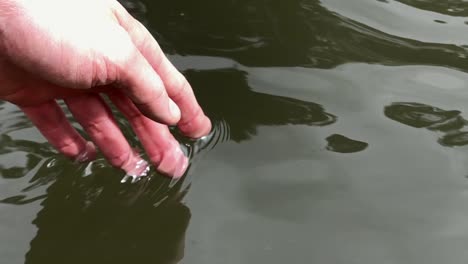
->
xmin=74 ymin=141 xmax=97 ymax=163
xmin=156 ymin=144 xmax=189 ymax=178
xmin=179 ymin=114 xmax=212 ymax=139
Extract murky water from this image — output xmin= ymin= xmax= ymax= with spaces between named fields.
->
xmin=2 ymin=0 xmax=468 ymax=263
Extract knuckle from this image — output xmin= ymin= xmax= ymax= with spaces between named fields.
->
xmin=148 ymin=153 xmax=163 ymax=165
xmin=108 ymin=150 xmax=131 ymax=168
xmin=168 ymin=73 xmax=190 ymax=101
xmin=55 ymin=134 xmax=84 ymax=158
xmin=82 ymin=116 xmax=108 ymax=136
xmin=85 ymin=117 xmax=104 ymax=130
xmin=135 ymin=85 xmax=165 ymax=107
xmin=56 ymin=140 xmax=78 ymax=157
xmin=179 ymin=107 xmax=203 ymax=127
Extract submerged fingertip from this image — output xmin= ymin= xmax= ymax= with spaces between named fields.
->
xmin=121 ymin=157 xmax=150 ymax=183
xmin=74 ymin=141 xmax=97 ymax=163
xmin=178 ymin=115 xmax=212 ymax=139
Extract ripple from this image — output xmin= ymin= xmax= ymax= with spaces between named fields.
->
xmin=0 ymin=114 xmax=228 ymax=207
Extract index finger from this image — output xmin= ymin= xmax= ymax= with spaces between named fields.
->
xmin=111 ymin=2 xmax=212 ymax=138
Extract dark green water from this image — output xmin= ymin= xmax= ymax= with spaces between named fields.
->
xmin=2 ymin=0 xmax=468 ymax=263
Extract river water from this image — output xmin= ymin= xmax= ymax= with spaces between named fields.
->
xmin=2 ymin=0 xmax=468 ymax=263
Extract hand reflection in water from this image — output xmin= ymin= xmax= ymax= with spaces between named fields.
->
xmin=23 ymin=162 xmax=191 ymax=264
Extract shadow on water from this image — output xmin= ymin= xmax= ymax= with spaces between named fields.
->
xmin=23 ymin=162 xmax=191 ymax=264
xmin=384 ymin=102 xmax=468 ymax=147
xmin=187 ymin=69 xmax=337 ymax=142
xmin=0 ymin=133 xmax=188 ymax=264
xmin=0 ymin=127 xmax=194 ymax=264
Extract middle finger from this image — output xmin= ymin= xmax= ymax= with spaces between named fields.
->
xmin=65 ymin=94 xmax=148 ymax=176
xmin=107 ymin=90 xmax=188 ymax=178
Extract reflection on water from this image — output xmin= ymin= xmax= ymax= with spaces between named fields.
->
xmin=188 ymin=69 xmax=336 ymax=141
xmin=385 ymin=102 xmax=468 ymax=147
xmin=325 ymin=134 xmax=368 ymax=153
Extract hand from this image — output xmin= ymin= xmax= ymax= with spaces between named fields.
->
xmin=0 ymin=0 xmax=212 ymax=177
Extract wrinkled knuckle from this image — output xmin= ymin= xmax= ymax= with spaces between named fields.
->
xmin=128 ymin=114 xmax=146 ymax=131
xmin=56 ymin=140 xmax=77 ymax=157
xmin=135 ymin=86 xmax=165 ymax=107
xmin=126 ymin=110 xmax=143 ymax=123
xmin=90 ymin=57 xmax=114 ymax=86
xmin=83 ymin=117 xmax=107 ymax=135
xmin=170 ymin=74 xmax=190 ymax=101
xmin=179 ymin=107 xmax=202 ymax=127
xmin=109 ymin=151 xmax=131 ymax=168
xmin=148 ymin=153 xmax=163 ymax=165
xmin=54 ymin=134 xmax=85 ymax=158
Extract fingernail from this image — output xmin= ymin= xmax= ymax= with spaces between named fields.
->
xmin=169 ymin=100 xmax=181 ymax=121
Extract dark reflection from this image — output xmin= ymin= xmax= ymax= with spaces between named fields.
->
xmin=325 ymin=134 xmax=369 ymax=153
xmin=135 ymin=0 xmax=468 ymax=70
xmin=186 ymin=69 xmax=336 ymax=142
xmin=0 ymin=104 xmax=196 ymax=263
xmin=0 ymin=105 xmax=33 ymax=134
xmin=0 ymin=134 xmax=54 ymax=180
xmin=434 ymin=19 xmax=448 ymax=24
xmin=24 ymin=161 xmax=191 ymax=264
xmin=384 ymin=102 xmax=468 ymax=147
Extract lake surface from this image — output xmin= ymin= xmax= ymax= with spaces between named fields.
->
xmin=2 ymin=0 xmax=468 ymax=263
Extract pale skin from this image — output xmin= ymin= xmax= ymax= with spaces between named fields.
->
xmin=0 ymin=0 xmax=212 ymax=177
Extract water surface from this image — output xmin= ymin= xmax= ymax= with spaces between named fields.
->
xmin=2 ymin=0 xmax=468 ymax=263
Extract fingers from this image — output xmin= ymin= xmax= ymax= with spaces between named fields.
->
xmin=24 ymin=94 xmax=187 ymax=178
xmin=20 ymin=101 xmax=96 ymax=161
xmin=107 ymin=90 xmax=188 ymax=178
xmin=117 ymin=47 xmax=181 ymax=126
xmin=64 ymin=94 xmax=148 ymax=176
xmin=148 ymin=53 xmax=212 ymax=138
xmin=111 ymin=2 xmax=212 ymax=138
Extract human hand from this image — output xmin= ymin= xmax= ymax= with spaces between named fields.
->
xmin=0 ymin=0 xmax=211 ymax=178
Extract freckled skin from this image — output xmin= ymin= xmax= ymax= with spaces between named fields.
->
xmin=0 ymin=0 xmax=211 ymax=177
